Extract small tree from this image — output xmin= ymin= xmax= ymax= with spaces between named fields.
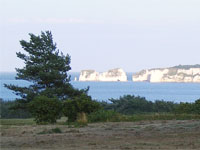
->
xmin=4 ymin=31 xmax=86 ymax=110
xmin=63 ymin=94 xmax=101 ymax=122
xmin=29 ymin=96 xmax=62 ymax=124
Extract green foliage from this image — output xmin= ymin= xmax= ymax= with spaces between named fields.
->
xmin=174 ymin=99 xmax=200 ymax=114
xmin=108 ymin=95 xmax=154 ymax=114
xmin=102 ymin=95 xmax=198 ymax=115
xmin=153 ymin=100 xmax=177 ymax=113
xmin=4 ymin=31 xmax=87 ymax=110
xmin=29 ymin=96 xmax=62 ymax=124
xmin=0 ymin=99 xmax=32 ymax=119
xmin=194 ymin=99 xmax=200 ymax=114
xmin=88 ymin=111 xmax=200 ymax=123
xmin=88 ymin=110 xmax=124 ymax=122
xmin=175 ymin=102 xmax=196 ymax=114
xmin=62 ymin=94 xmax=101 ymax=122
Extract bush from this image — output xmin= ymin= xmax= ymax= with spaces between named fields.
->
xmin=194 ymin=99 xmax=200 ymax=114
xmin=175 ymin=102 xmax=195 ymax=114
xmin=153 ymin=100 xmax=177 ymax=113
xmin=63 ymin=94 xmax=101 ymax=122
xmin=106 ymin=95 xmax=154 ymax=114
xmin=88 ymin=110 xmax=124 ymax=122
xmin=102 ymin=95 xmax=200 ymax=115
xmin=0 ymin=99 xmax=32 ymax=119
xmin=29 ymin=96 xmax=62 ymax=124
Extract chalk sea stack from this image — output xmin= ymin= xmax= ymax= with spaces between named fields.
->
xmin=79 ymin=68 xmax=127 ymax=82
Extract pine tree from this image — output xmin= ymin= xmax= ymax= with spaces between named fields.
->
xmin=5 ymin=31 xmax=86 ymax=109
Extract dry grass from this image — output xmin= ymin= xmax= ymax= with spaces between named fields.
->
xmin=1 ymin=120 xmax=200 ymax=150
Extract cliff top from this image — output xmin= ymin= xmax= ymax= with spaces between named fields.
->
xmin=148 ymin=64 xmax=200 ymax=71
xmin=172 ymin=64 xmax=200 ymax=69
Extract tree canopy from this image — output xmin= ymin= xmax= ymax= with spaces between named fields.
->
xmin=5 ymin=31 xmax=86 ymax=109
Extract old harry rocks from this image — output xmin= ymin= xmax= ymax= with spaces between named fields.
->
xmin=79 ymin=68 xmax=128 ymax=82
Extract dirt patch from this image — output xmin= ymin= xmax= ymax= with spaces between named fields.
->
xmin=1 ymin=120 xmax=200 ymax=150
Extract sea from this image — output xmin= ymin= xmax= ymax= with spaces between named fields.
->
xmin=0 ymin=72 xmax=200 ymax=103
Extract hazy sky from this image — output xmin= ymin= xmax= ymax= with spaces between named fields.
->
xmin=0 ymin=0 xmax=200 ymax=72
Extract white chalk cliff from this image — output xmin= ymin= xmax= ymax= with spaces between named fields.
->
xmin=79 ymin=70 xmax=99 ymax=81
xmin=79 ymin=68 xmax=127 ymax=81
xmin=132 ymin=65 xmax=200 ymax=83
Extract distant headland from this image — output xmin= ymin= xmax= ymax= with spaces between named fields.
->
xmin=79 ymin=65 xmax=200 ymax=83
xmin=132 ymin=64 xmax=200 ymax=83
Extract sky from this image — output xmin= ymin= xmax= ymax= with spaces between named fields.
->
xmin=0 ymin=0 xmax=200 ymax=72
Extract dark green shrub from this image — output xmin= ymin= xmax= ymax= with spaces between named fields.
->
xmin=0 ymin=99 xmax=32 ymax=119
xmin=153 ymin=100 xmax=177 ymax=113
xmin=88 ymin=110 xmax=124 ymax=122
xmin=63 ymin=94 xmax=101 ymax=122
xmin=102 ymin=95 xmax=199 ymax=115
xmin=107 ymin=95 xmax=154 ymax=114
xmin=194 ymin=99 xmax=200 ymax=114
xmin=62 ymin=99 xmax=77 ymax=122
xmin=175 ymin=102 xmax=195 ymax=114
xmin=29 ymin=96 xmax=62 ymax=124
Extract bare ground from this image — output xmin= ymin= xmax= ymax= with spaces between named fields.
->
xmin=1 ymin=120 xmax=200 ymax=150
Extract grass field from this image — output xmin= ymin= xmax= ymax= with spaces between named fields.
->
xmin=1 ymin=114 xmax=200 ymax=150
xmin=0 ymin=117 xmax=69 ymax=126
xmin=1 ymin=113 xmax=200 ymax=125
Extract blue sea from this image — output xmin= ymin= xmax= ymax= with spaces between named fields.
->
xmin=0 ymin=72 xmax=200 ymax=103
